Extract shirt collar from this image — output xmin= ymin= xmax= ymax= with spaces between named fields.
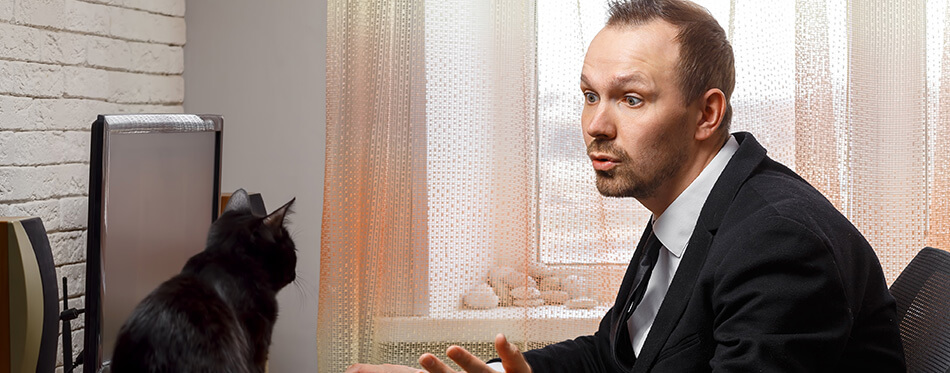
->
xmin=652 ymin=135 xmax=739 ymax=258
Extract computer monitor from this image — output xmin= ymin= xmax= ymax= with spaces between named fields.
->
xmin=83 ymin=114 xmax=223 ymax=373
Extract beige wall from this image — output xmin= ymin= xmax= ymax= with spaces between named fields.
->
xmin=183 ymin=0 xmax=326 ymax=371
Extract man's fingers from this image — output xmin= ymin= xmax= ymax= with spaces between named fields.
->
xmin=446 ymin=345 xmax=495 ymax=372
xmin=419 ymin=353 xmax=458 ymax=373
xmin=495 ymin=334 xmax=532 ymax=373
xmin=345 ymin=364 xmax=426 ymax=373
xmin=344 ymin=364 xmax=381 ymax=373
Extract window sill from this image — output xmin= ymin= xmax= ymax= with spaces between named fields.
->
xmin=375 ymin=305 xmax=609 ymax=343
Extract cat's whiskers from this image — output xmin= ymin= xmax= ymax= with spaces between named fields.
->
xmin=291 ymin=275 xmax=316 ymax=301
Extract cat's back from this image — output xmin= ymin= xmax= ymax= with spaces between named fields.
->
xmin=110 ymin=272 xmax=254 ymax=373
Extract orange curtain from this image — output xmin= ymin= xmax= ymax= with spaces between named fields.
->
xmin=320 ymin=0 xmax=428 ymax=370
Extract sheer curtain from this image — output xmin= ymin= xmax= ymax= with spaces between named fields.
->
xmin=320 ymin=0 xmax=950 ymax=371
xmin=726 ymin=0 xmax=950 ymax=281
xmin=322 ymin=1 xmax=541 ymax=371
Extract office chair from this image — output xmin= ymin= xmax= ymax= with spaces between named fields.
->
xmin=889 ymin=247 xmax=950 ymax=373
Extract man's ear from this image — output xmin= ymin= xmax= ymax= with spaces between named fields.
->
xmin=694 ymin=88 xmax=726 ymax=141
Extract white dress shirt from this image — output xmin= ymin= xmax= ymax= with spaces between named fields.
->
xmin=489 ymin=136 xmax=739 ymax=371
xmin=627 ymin=135 xmax=738 ymax=356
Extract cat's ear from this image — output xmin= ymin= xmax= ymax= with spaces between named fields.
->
xmin=223 ymin=189 xmax=253 ymax=214
xmin=263 ymin=198 xmax=295 ymax=228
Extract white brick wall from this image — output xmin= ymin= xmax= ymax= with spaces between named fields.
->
xmin=0 ymin=0 xmax=185 ymax=369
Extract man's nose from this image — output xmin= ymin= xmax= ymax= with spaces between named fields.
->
xmin=585 ymin=104 xmax=616 ymax=140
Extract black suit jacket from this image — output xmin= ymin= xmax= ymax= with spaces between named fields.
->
xmin=521 ymin=132 xmax=905 ymax=372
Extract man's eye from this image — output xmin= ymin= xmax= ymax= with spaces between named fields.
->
xmin=625 ymin=96 xmax=642 ymax=106
xmin=584 ymin=92 xmax=598 ymax=104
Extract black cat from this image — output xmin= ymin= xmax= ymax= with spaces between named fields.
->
xmin=110 ymin=189 xmax=297 ymax=373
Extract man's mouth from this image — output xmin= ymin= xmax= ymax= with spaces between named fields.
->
xmin=589 ymin=153 xmax=619 ymax=171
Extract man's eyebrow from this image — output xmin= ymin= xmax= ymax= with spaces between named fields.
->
xmin=580 ymin=74 xmax=591 ymax=88
xmin=579 ymin=73 xmax=651 ymax=89
xmin=611 ymin=73 xmax=650 ymax=87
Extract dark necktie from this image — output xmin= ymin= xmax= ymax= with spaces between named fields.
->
xmin=616 ymin=230 xmax=664 ymax=365
xmin=626 ymin=230 xmax=664 ymax=319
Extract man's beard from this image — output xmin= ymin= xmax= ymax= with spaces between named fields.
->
xmin=588 ymin=138 xmax=686 ymax=199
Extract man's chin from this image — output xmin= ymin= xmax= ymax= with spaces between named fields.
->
xmin=598 ymin=191 xmax=626 ymax=198
xmin=595 ymin=179 xmax=632 ymax=198
xmin=595 ymin=175 xmax=651 ymax=199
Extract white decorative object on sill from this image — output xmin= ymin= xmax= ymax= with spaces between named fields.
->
xmin=565 ymin=297 xmax=598 ymax=309
xmin=472 ymin=264 xmax=598 ymax=310
xmin=526 ymin=262 xmax=555 ymax=279
xmin=513 ymin=298 xmax=545 ymax=307
xmin=561 ymin=274 xmax=590 ymax=299
xmin=540 ymin=276 xmax=562 ymax=292
xmin=463 ymin=283 xmax=500 ymax=309
xmin=488 ymin=266 xmax=537 ymax=289
xmin=487 ymin=266 xmax=516 ymax=288
xmin=511 ymin=286 xmax=541 ymax=300
xmin=541 ymin=290 xmax=569 ymax=305
xmin=493 ymin=283 xmax=513 ymax=305
xmin=514 ymin=272 xmax=538 ymax=289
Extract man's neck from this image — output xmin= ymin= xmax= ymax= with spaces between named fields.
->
xmin=638 ymin=136 xmax=729 ymax=217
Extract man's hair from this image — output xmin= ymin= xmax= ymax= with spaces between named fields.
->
xmin=607 ymin=0 xmax=735 ymax=136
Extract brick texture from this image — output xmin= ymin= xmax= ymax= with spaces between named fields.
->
xmin=0 ymin=0 xmax=12 ymax=21
xmin=109 ymin=5 xmax=185 ymax=45
xmin=82 ymin=0 xmax=185 ymax=18
xmin=0 ymin=131 xmax=88 ymax=165
xmin=0 ymin=0 xmax=184 ymax=368
xmin=0 ymin=60 xmax=64 ymax=98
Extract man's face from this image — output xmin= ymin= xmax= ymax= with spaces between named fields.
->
xmin=580 ymin=20 xmax=695 ymax=199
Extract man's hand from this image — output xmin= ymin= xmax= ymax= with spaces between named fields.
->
xmin=345 ymin=363 xmax=425 ymax=373
xmin=418 ymin=334 xmax=532 ymax=373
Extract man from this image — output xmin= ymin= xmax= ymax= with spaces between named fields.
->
xmin=349 ymin=0 xmax=905 ymax=371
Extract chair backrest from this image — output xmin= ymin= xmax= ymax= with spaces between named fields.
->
xmin=1 ymin=217 xmax=57 ymax=373
xmin=889 ymin=246 xmax=950 ymax=373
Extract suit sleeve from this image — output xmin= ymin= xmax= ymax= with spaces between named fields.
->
xmin=709 ymin=215 xmax=855 ymax=372
xmin=518 ymin=307 xmax=618 ymax=373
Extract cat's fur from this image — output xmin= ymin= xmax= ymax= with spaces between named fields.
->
xmin=110 ymin=189 xmax=297 ymax=373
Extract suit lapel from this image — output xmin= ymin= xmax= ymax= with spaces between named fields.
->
xmin=630 ymin=132 xmax=768 ymax=372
